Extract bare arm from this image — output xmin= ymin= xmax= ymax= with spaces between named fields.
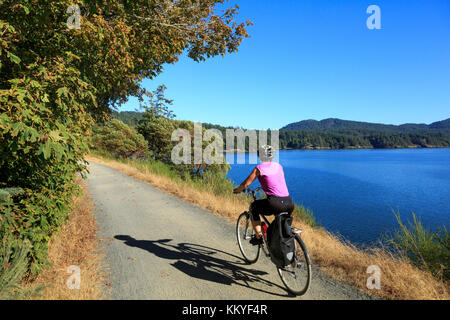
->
xmin=233 ymin=168 xmax=260 ymax=194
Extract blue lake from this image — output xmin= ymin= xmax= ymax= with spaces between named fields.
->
xmin=225 ymin=149 xmax=450 ymax=245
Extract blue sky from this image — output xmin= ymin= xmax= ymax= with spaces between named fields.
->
xmin=120 ymin=0 xmax=450 ymax=130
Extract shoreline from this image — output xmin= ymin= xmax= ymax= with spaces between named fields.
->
xmin=224 ymin=145 xmax=450 ymax=153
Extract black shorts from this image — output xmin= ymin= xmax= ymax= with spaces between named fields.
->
xmin=250 ymin=196 xmax=294 ymax=221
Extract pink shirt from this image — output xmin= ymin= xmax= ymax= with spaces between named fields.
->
xmin=256 ymin=162 xmax=290 ymax=197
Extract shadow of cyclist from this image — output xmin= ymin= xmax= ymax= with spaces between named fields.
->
xmin=114 ymin=235 xmax=292 ymax=297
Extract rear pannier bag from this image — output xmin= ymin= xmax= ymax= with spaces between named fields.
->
xmin=267 ymin=213 xmax=295 ymax=268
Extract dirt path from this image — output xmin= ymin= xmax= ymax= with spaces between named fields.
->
xmin=86 ymin=161 xmax=372 ymax=300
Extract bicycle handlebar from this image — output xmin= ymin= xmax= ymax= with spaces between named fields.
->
xmin=245 ymin=187 xmax=261 ymax=194
xmin=245 ymin=187 xmax=262 ymax=199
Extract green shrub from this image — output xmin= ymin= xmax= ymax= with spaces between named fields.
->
xmin=0 ymin=235 xmax=45 ymax=300
xmin=389 ymin=212 xmax=449 ymax=281
xmin=1 ymin=55 xmax=94 ymax=275
xmin=293 ymin=205 xmax=318 ymax=228
xmin=143 ymin=159 xmax=181 ymax=181
xmin=91 ymin=119 xmax=148 ymax=158
xmin=192 ymin=171 xmax=235 ymax=196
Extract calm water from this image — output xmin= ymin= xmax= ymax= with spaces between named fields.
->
xmin=226 ymin=149 xmax=450 ymax=245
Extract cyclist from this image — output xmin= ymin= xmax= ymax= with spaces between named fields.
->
xmin=233 ymin=145 xmax=294 ymax=245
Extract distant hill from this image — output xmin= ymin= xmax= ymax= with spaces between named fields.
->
xmin=428 ymin=118 xmax=450 ymax=130
xmin=281 ymin=118 xmax=450 ymax=134
xmin=279 ymin=118 xmax=450 ymax=149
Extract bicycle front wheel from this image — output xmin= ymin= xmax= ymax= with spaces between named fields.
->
xmin=236 ymin=212 xmax=260 ymax=264
xmin=277 ymin=234 xmax=312 ymax=296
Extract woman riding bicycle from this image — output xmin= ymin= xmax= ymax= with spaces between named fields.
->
xmin=233 ymin=145 xmax=294 ymax=245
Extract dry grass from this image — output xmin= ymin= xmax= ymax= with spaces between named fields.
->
xmin=299 ymin=224 xmax=448 ymax=299
xmin=23 ymin=177 xmax=105 ymax=300
xmin=86 ymin=155 xmax=449 ymax=300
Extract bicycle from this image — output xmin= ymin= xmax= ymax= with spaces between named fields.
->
xmin=236 ymin=187 xmax=312 ymax=296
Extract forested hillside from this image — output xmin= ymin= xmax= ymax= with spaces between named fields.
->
xmin=113 ymin=112 xmax=450 ymax=150
xmin=279 ymin=130 xmax=450 ymax=149
xmin=282 ymin=118 xmax=450 ymax=134
xmin=280 ymin=118 xmax=450 ymax=149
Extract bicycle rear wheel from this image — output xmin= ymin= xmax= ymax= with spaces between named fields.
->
xmin=236 ymin=212 xmax=260 ymax=264
xmin=277 ymin=234 xmax=311 ymax=296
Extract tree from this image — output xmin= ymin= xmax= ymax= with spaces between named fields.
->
xmin=136 ymin=85 xmax=230 ymax=177
xmin=137 ymin=85 xmax=177 ymax=160
xmin=0 ymin=0 xmax=250 ymax=276
xmin=92 ymin=119 xmax=148 ymax=158
xmin=1 ymin=1 xmax=252 ymax=116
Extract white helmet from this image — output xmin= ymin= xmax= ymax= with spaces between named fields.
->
xmin=258 ymin=145 xmax=274 ymax=162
